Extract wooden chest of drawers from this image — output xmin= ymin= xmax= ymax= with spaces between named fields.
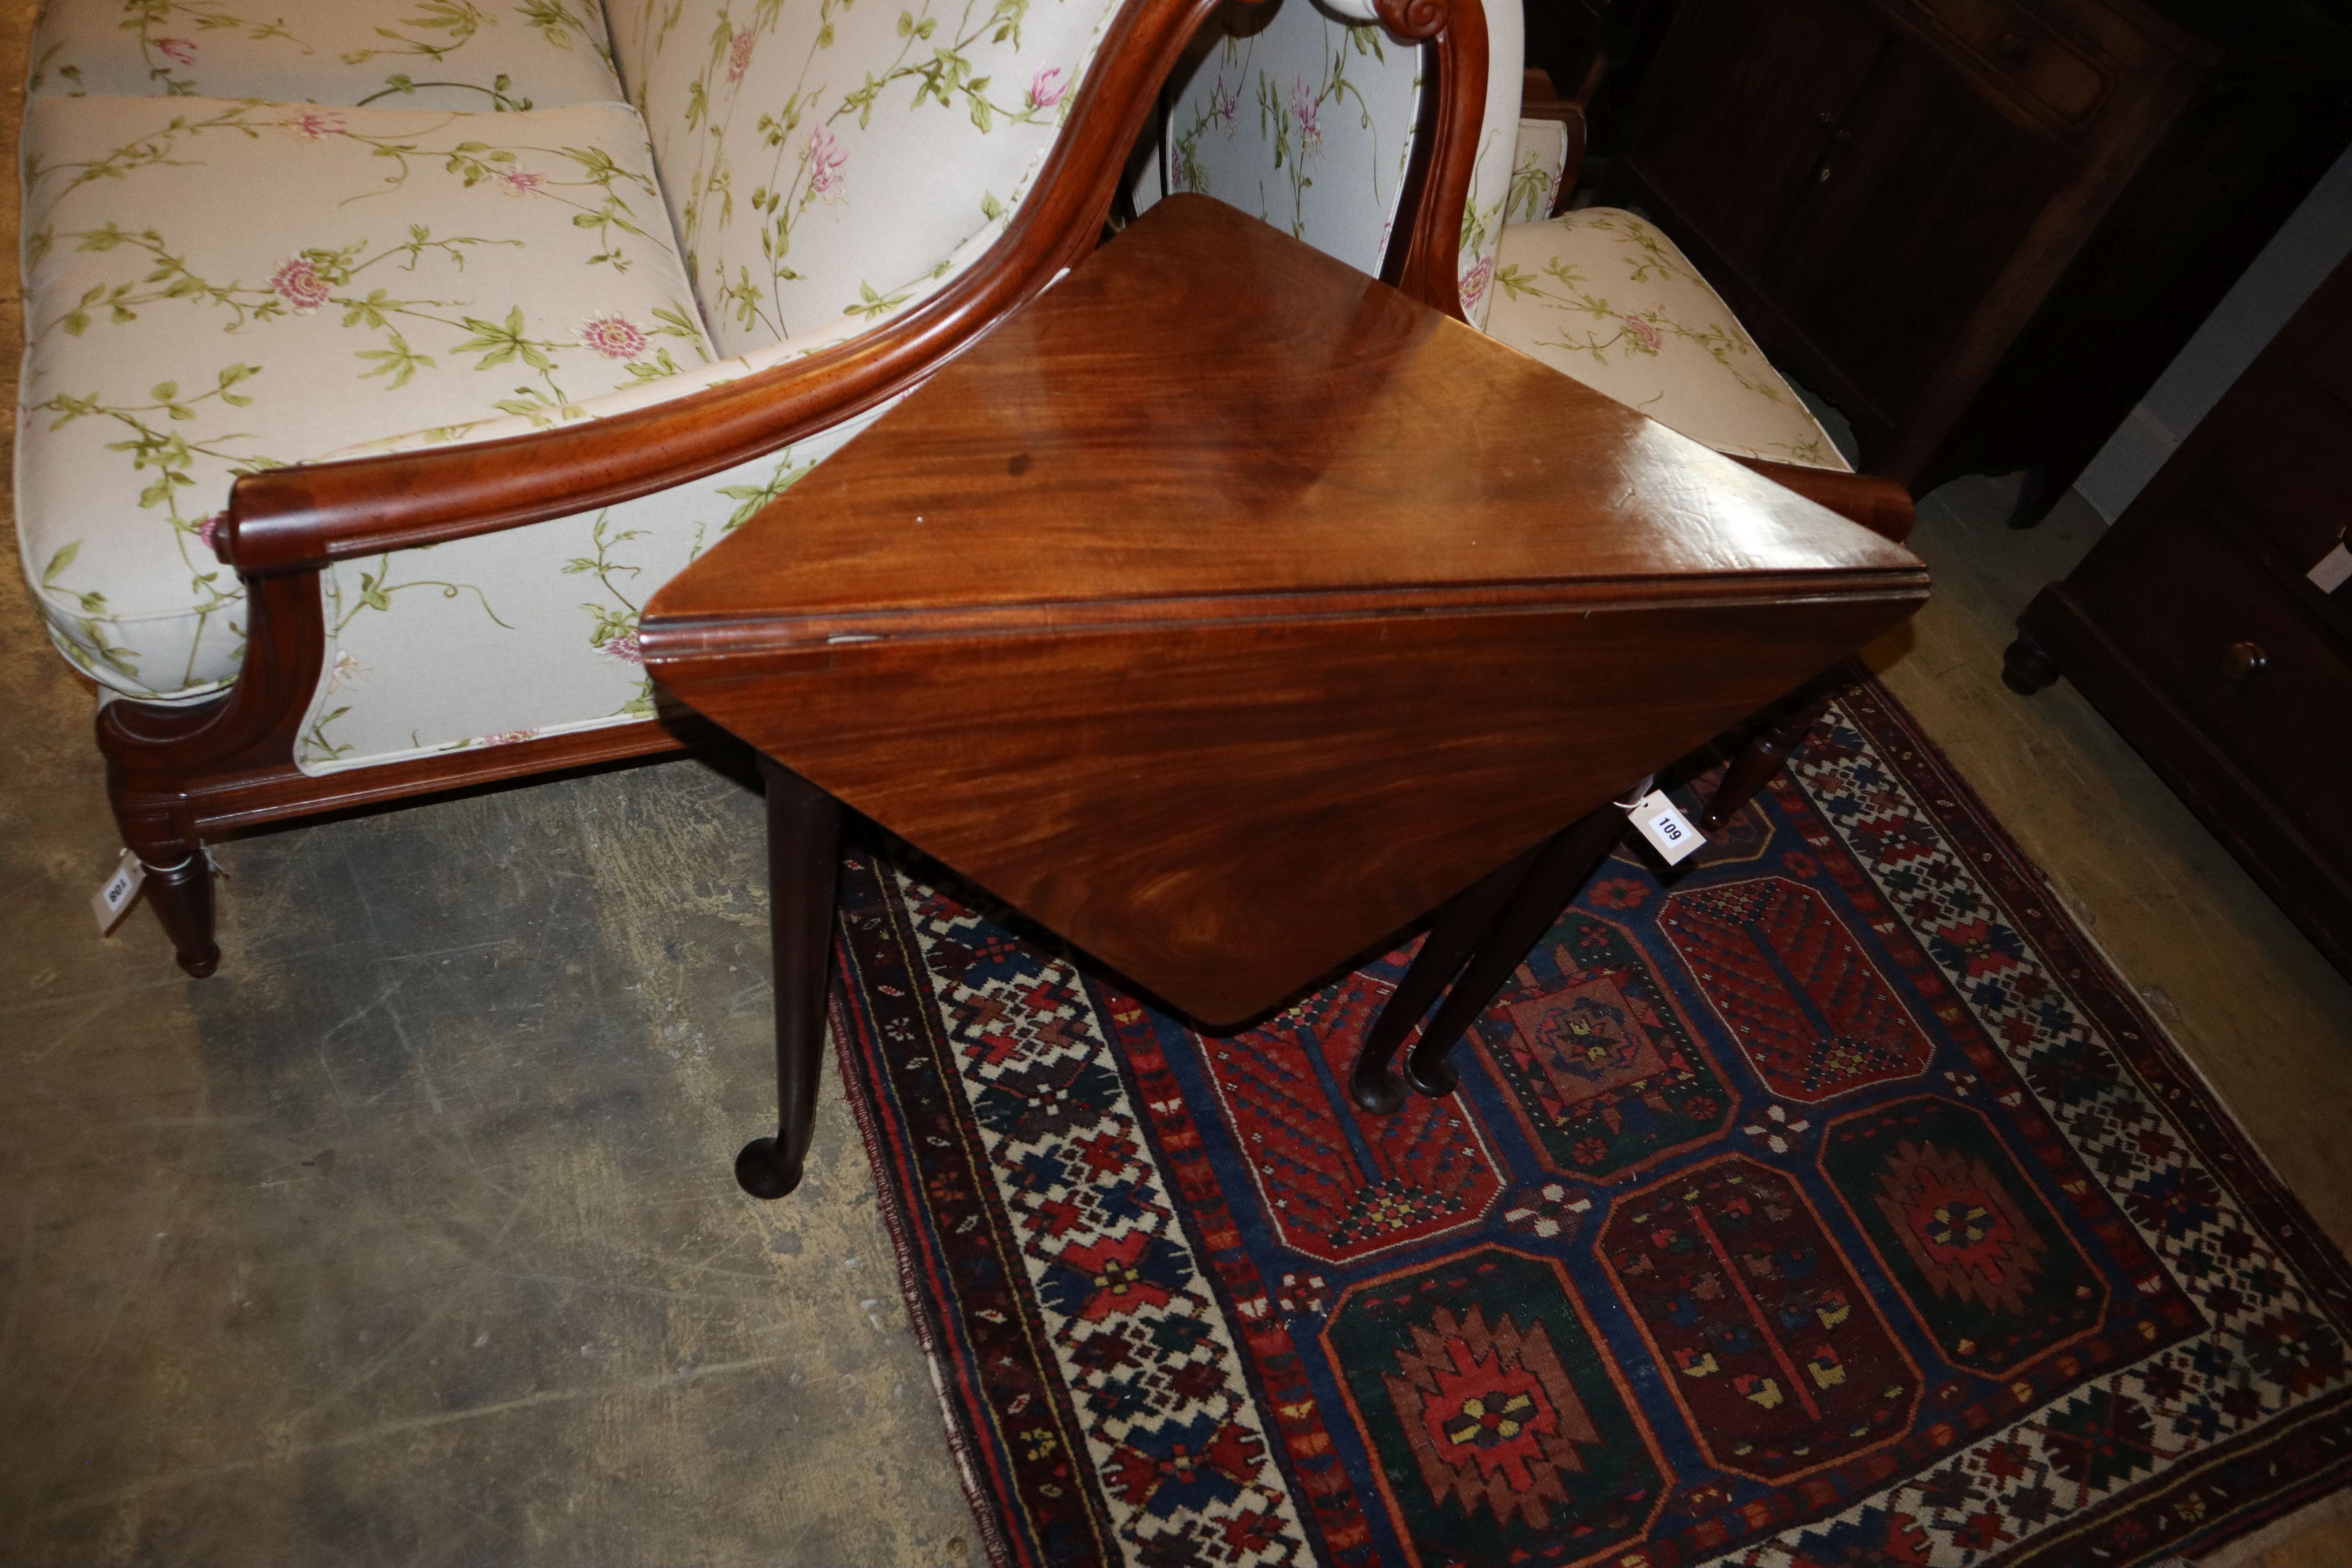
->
xmin=2006 ymin=255 xmax=2352 ymax=977
xmin=1612 ymin=0 xmax=2352 ymax=514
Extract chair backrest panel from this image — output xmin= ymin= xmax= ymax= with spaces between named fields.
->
xmin=1144 ymin=0 xmax=1521 ymax=330
xmin=606 ymin=0 xmax=1127 ymax=357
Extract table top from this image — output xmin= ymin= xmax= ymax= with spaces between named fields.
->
xmin=643 ymin=196 xmax=1927 ymax=1025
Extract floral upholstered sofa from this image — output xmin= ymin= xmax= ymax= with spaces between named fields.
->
xmin=16 ymin=0 xmax=1526 ymax=972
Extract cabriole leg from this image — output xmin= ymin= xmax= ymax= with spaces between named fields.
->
xmin=736 ymin=757 xmax=843 ymax=1200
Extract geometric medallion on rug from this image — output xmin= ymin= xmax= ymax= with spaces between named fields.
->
xmin=828 ymin=676 xmax=2352 ymax=1567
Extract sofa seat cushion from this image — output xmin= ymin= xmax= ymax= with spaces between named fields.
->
xmin=31 ymin=0 xmax=623 ymax=112
xmin=17 ymin=94 xmax=714 ymax=701
xmin=1485 ymin=207 xmax=1850 ymax=471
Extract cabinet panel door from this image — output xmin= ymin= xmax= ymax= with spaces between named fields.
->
xmin=1766 ymin=29 xmax=2066 ymax=423
xmin=1625 ymin=0 xmax=1885 ymax=281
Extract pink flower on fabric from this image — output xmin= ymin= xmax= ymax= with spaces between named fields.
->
xmin=1290 ymin=77 xmax=1321 ymax=153
xmin=496 ymin=168 xmax=546 ymax=197
xmin=602 ymin=631 xmax=643 ymax=665
xmin=727 ymin=29 xmax=754 ymax=83
xmin=578 ymin=313 xmax=650 ymax=361
xmin=281 ymin=106 xmax=345 ymax=139
xmin=806 ymin=124 xmax=846 ymax=200
xmin=1211 ymin=75 xmax=1239 ymax=127
xmin=155 ymin=36 xmax=197 ymax=66
xmin=1622 ymin=312 xmax=1663 ymax=353
xmin=1460 ymin=256 xmax=1492 ymax=310
xmin=1026 ymin=66 xmax=1065 ymax=112
xmin=486 ymin=729 xmax=540 ymax=745
xmin=194 ymin=513 xmax=225 ymax=556
xmin=269 ymin=255 xmax=330 ymax=312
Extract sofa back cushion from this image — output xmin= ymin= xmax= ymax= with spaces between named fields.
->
xmin=604 ymin=0 xmax=1127 ymax=356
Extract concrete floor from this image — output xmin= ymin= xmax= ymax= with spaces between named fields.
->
xmin=2 ymin=5 xmax=2347 ymax=1561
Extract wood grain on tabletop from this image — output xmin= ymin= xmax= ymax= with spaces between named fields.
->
xmin=644 ymin=196 xmax=1929 ymax=1027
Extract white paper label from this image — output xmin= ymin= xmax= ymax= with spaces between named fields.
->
xmin=2308 ymin=542 xmax=2352 ymax=595
xmin=92 ymin=851 xmax=147 ymax=934
xmin=1628 ymin=790 xmax=1704 ymax=865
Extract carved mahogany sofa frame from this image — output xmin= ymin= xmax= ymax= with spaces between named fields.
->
xmin=78 ymin=0 xmax=1906 ymax=980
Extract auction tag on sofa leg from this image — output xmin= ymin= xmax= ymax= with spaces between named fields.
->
xmin=1628 ymin=791 xmax=1703 ymax=865
xmin=92 ymin=850 xmax=146 ymax=935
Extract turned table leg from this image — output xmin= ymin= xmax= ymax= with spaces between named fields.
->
xmin=737 ymin=757 xmax=843 ymax=1200
xmin=1402 ymin=800 xmax=1630 ymax=1098
xmin=1701 ymin=695 xmax=1830 ymax=833
xmin=1350 ymin=842 xmax=1544 ymax=1114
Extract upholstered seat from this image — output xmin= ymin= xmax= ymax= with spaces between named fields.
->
xmin=1152 ymin=0 xmax=1846 ymax=472
xmin=18 ymin=94 xmax=711 ymax=718
xmin=30 ymin=0 xmax=625 ymax=111
xmin=1487 ymin=208 xmax=1850 ymax=472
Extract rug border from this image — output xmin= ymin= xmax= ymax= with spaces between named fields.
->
xmin=1832 ymin=674 xmax=2352 ymax=1568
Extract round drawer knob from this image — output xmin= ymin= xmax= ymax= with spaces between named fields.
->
xmin=2220 ymin=641 xmax=2269 ymax=682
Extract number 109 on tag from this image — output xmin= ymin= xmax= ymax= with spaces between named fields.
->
xmin=1627 ymin=790 xmax=1705 ymax=865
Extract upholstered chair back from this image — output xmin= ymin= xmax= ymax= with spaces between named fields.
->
xmin=605 ymin=0 xmax=1128 ymax=357
xmin=1145 ymin=0 xmax=1522 ymax=330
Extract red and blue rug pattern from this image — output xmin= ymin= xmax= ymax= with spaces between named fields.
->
xmin=831 ymin=678 xmax=2352 ymax=1567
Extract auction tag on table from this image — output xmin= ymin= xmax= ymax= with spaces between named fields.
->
xmin=1627 ymin=790 xmax=1704 ymax=865
xmin=92 ymin=850 xmax=147 ymax=935
xmin=2309 ymin=542 xmax=2352 ymax=595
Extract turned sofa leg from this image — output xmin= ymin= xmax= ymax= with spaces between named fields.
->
xmin=130 ymin=833 xmax=220 ymax=978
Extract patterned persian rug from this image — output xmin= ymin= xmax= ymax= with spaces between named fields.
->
xmin=828 ymin=677 xmax=2352 ymax=1568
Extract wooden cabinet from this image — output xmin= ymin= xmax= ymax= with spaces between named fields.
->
xmin=1611 ymin=0 xmax=2352 ymax=509
xmin=2005 ymin=255 xmax=2352 ymax=978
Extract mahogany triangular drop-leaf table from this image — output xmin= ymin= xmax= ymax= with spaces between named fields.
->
xmin=640 ymin=195 xmax=1927 ymax=1198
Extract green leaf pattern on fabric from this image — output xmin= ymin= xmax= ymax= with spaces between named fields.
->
xmin=606 ymin=0 xmax=1123 ymax=356
xmin=1485 ymin=208 xmax=1848 ymax=471
xmin=31 ymin=0 xmax=618 ymax=112
xmin=16 ymin=93 xmax=714 ymax=713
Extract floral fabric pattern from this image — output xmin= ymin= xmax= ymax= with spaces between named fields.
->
xmin=1485 ymin=206 xmax=1850 ymax=470
xmin=1506 ymin=112 xmax=1565 ymax=223
xmin=16 ymin=93 xmax=713 ymax=703
xmin=31 ymin=0 xmax=624 ymax=112
xmin=1142 ymin=0 xmax=1523 ymax=332
xmin=303 ymin=403 xmax=888 ymax=772
xmin=602 ymin=0 xmax=1127 ymax=356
